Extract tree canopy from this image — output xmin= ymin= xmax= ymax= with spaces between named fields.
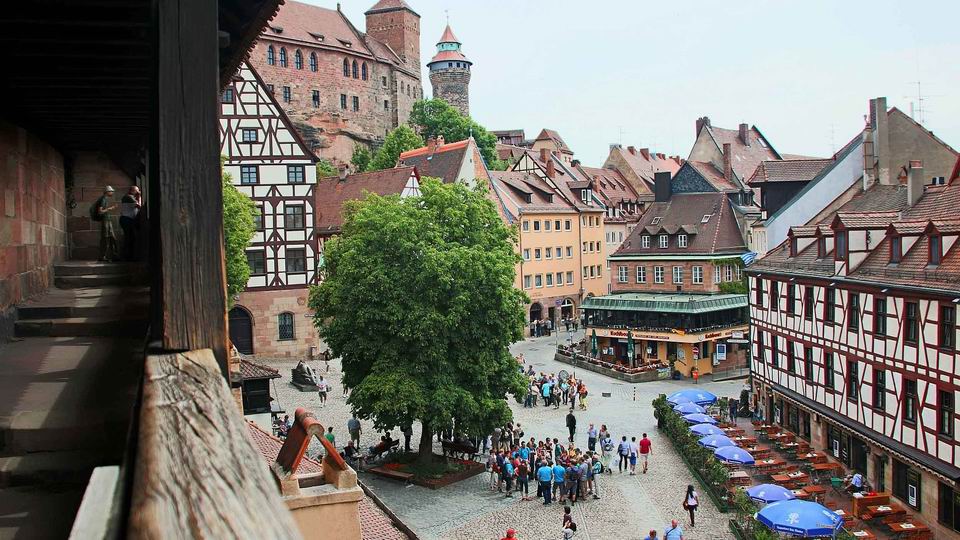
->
xmin=316 ymin=159 xmax=336 ymax=178
xmin=410 ymin=98 xmax=506 ymax=169
xmin=350 ymin=144 xmax=372 ymax=173
xmin=222 ymin=168 xmax=256 ymax=307
xmin=368 ymin=125 xmax=424 ymax=171
xmin=309 ymin=178 xmax=526 ymax=459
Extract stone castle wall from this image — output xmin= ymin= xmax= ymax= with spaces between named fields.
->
xmin=430 ymin=69 xmax=470 ymax=117
xmin=236 ymin=287 xmax=320 ymax=358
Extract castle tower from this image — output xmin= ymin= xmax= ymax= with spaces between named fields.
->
xmin=364 ymin=0 xmax=421 ymax=73
xmin=427 ymin=25 xmax=471 ymax=117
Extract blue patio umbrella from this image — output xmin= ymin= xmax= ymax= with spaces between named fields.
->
xmin=681 ymin=413 xmax=717 ymax=425
xmin=673 ymin=402 xmax=706 ymax=415
xmin=746 ymin=483 xmax=796 ymax=505
xmin=667 ymin=389 xmax=718 ymax=406
xmin=698 ymin=434 xmax=736 ymax=449
xmin=689 ymin=423 xmax=724 ymax=436
xmin=755 ymin=500 xmax=843 ymax=537
xmin=714 ymin=446 xmax=755 ymax=465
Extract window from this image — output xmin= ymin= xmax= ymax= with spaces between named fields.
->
xmin=938 ymin=482 xmax=960 ymax=532
xmin=678 ymin=234 xmax=688 ymax=248
xmin=566 ymin=246 xmax=573 ymax=258
xmin=582 ymin=266 xmax=588 ymax=278
xmin=641 ymin=236 xmax=651 ymax=248
xmin=343 ymin=58 xmax=349 ymax=77
xmin=287 ymin=165 xmax=305 ymax=184
xmin=941 ymin=306 xmax=956 ymax=350
xmin=786 ymin=341 xmax=796 ymax=373
xmin=848 ymin=293 xmax=860 ymax=331
xmin=755 ymin=278 xmax=765 ymax=306
xmin=564 ymin=220 xmax=572 ymax=231
xmin=352 ymin=96 xmax=359 ymax=111
xmin=221 ymin=87 xmax=234 ymax=103
xmin=253 ymin=205 xmax=264 ymax=231
xmin=384 ymin=99 xmax=389 ymax=111
xmin=544 ymin=220 xmax=552 ymax=232
xmin=247 ymin=250 xmax=266 ymax=275
xmin=535 ymin=274 xmax=543 ymax=287
xmin=756 ymin=331 xmax=765 ymax=362
xmin=267 ymin=46 xmax=275 ymax=65
xmin=714 ymin=265 xmax=722 ymax=284
xmin=533 ymin=220 xmax=541 ymax=232
xmin=931 ymin=235 xmax=943 ymax=265
xmin=555 ymin=247 xmax=562 ymax=258
xmin=545 ymin=247 xmax=552 ymax=259
xmin=692 ymin=266 xmax=703 ymax=284
xmin=890 ymin=235 xmax=902 ymax=263
xmin=580 ymin=190 xmax=589 ymax=203
xmin=294 ymin=49 xmax=303 ymax=69
xmin=279 ymin=47 xmax=287 ymax=67
xmin=904 ymin=301 xmax=919 ymax=344
xmin=522 ymin=221 xmax=529 ymax=232
xmin=381 ymin=76 xmax=387 ymax=87
xmin=522 ymin=249 xmax=530 ymax=261
xmin=817 ymin=236 xmax=827 ymax=258
xmin=556 ymin=272 xmax=563 ymax=285
xmin=278 ymin=312 xmax=295 ymax=340
xmin=873 ymin=297 xmax=887 ymax=335
xmin=835 ymin=231 xmax=848 ymax=260
xmin=523 ymin=275 xmax=531 ymax=289
xmin=589 ymin=266 xmax=595 ymax=278
xmin=636 ymin=266 xmax=646 ymax=283
xmin=672 ymin=266 xmax=683 ymax=284
xmin=789 ymin=237 xmax=798 ymax=257
xmin=282 ymin=86 xmax=291 ymax=102
xmin=659 ymin=235 xmax=668 ymax=248
xmin=804 ymin=286 xmax=814 ymax=321
xmin=770 ymin=281 xmax=779 ymax=311
xmin=554 ymin=220 xmax=561 ymax=231
xmin=309 ymin=52 xmax=318 ymax=72
xmin=241 ymin=128 xmax=258 ymax=142
xmin=786 ymin=284 xmax=796 ymax=315
xmin=724 ymin=265 xmax=733 ymax=282
xmin=904 ymin=379 xmax=917 ymax=423
xmin=266 ymin=84 xmax=274 ymax=94
xmin=874 ymin=369 xmax=886 ymax=410
xmin=803 ymin=346 xmax=813 ymax=382
xmin=566 ymin=271 xmax=573 ymax=284
xmin=847 ymin=358 xmax=858 ymax=400
xmin=618 ymin=266 xmax=628 ymax=283
xmin=340 ymin=94 xmax=347 ymax=109
xmin=286 ymin=248 xmax=306 ymax=273
xmin=893 ymin=460 xmax=921 ymax=510
xmin=824 ymin=353 xmax=835 ymax=388
xmin=534 ymin=248 xmax=541 ymax=260
xmin=361 ymin=62 xmax=367 ymax=80
xmin=546 ymin=274 xmax=553 ymax=287
xmin=285 ymin=205 xmax=305 ymax=229
xmin=824 ymin=288 xmax=835 ymax=323
xmin=651 ymin=217 xmax=662 ymax=225
xmin=240 ymin=165 xmax=258 ymax=185
xmin=771 ymin=336 xmax=779 ymax=367
xmin=351 ymin=60 xmax=358 ymax=78
xmin=940 ymin=389 xmax=954 ymax=438
xmin=312 ymin=90 xmax=320 ymax=108
xmin=654 ymin=266 xmax=664 ymax=284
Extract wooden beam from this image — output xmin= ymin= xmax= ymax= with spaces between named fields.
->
xmin=155 ymin=0 xmax=229 ymax=375
xmin=128 ymin=350 xmax=301 ymax=539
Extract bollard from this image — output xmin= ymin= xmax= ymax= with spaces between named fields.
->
xmin=633 ymin=387 xmax=636 ymax=401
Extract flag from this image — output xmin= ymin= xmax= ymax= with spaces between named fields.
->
xmin=741 ymin=252 xmax=758 ymax=266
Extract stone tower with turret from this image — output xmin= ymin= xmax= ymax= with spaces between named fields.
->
xmin=427 ymin=25 xmax=471 ymax=117
xmin=364 ymin=0 xmax=421 ymax=73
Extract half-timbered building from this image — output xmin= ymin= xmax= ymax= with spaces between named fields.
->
xmin=748 ymin=158 xmax=960 ymax=536
xmin=220 ymin=61 xmax=321 ymax=357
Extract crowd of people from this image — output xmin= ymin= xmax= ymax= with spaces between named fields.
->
xmin=521 ymin=366 xmax=590 ymax=412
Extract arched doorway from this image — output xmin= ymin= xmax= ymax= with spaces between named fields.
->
xmin=229 ymin=306 xmax=254 ymax=354
xmin=560 ymin=298 xmax=575 ymax=319
xmin=529 ymin=302 xmax=543 ymax=322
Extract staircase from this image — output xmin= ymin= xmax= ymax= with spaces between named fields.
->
xmin=0 ymin=261 xmax=147 ymax=538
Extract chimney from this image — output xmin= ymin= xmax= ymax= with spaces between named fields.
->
xmin=539 ymin=148 xmax=550 ymax=162
xmin=722 ymin=142 xmax=733 ymax=180
xmin=907 ymin=160 xmax=924 ymax=206
xmin=656 ymin=153 xmax=665 ymax=160
xmin=672 ymin=156 xmax=682 ymax=165
xmin=627 ymin=146 xmax=637 ymax=156
xmin=739 ymin=123 xmax=750 ymax=146
xmin=696 ymin=116 xmax=711 ymax=137
xmin=654 ymin=171 xmax=671 ymax=202
xmin=545 ymin=157 xmax=556 ymax=179
xmin=426 ymin=136 xmax=437 ymax=152
xmin=571 ymin=159 xmax=581 ymax=167
xmin=640 ymin=148 xmax=650 ymax=160
xmin=871 ymin=97 xmax=891 ymax=185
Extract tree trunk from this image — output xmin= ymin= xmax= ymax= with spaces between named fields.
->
xmin=416 ymin=422 xmax=433 ymax=466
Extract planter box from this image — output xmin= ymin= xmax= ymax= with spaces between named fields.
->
xmin=554 ymin=352 xmax=661 ymax=383
xmin=368 ymin=456 xmax=485 ymax=490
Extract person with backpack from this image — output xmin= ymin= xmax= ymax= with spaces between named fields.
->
xmin=617 ymin=436 xmax=630 ymax=473
xmin=503 ymin=458 xmax=515 ymax=498
xmin=91 ymin=186 xmax=119 ymax=262
xmin=590 ymin=454 xmax=602 ymax=499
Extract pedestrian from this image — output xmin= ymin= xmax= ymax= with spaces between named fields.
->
xmin=639 ymin=432 xmax=652 ymax=474
xmin=682 ymin=484 xmax=699 ymax=527
xmin=729 ymin=397 xmax=739 ymax=423
xmin=537 ymin=460 xmax=553 ymax=504
xmin=578 ymin=383 xmax=588 ymax=410
xmin=562 ymin=506 xmax=573 ymax=530
xmin=503 ymin=457 xmax=515 ymax=498
xmin=487 ymin=450 xmax=498 ymax=491
xmin=516 ymin=458 xmax=530 ymax=500
xmin=119 ymin=185 xmax=141 ymax=261
xmin=92 ymin=186 xmax=119 ymax=262
xmin=643 ymin=530 xmax=659 ymax=540
xmin=629 ymin=436 xmax=639 ymax=475
xmin=552 ymin=384 xmax=561 ymax=409
xmin=317 ymin=375 xmax=328 ymax=407
xmin=500 ymin=528 xmax=517 ymax=540
xmin=617 ymin=436 xmax=629 ymax=473
xmin=590 ymin=454 xmax=602 ymax=498
xmin=529 ymin=320 xmax=536 ymax=337
xmin=347 ymin=415 xmax=361 ymax=446
xmin=496 ymin=451 xmax=506 ymax=492
xmin=324 ymin=426 xmax=335 ymax=446
xmin=564 ymin=462 xmax=577 ymax=504
xmin=587 ymin=423 xmax=597 ymax=452
xmin=566 ymin=410 xmax=577 ymax=443
xmin=664 ymin=519 xmax=684 ymax=540
xmin=492 ymin=426 xmax=502 ymax=454
xmin=552 ymin=460 xmax=565 ymax=502
xmin=402 ymin=424 xmax=413 ymax=453
xmin=546 ymin=318 xmax=553 ymax=335
xmin=541 ymin=381 xmax=552 ymax=407
xmin=562 ymin=522 xmax=577 ymax=540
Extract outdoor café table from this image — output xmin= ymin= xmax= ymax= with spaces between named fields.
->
xmin=812 ymin=462 xmax=844 ymax=475
xmin=888 ymin=521 xmax=930 ymax=536
xmin=798 ymin=451 xmax=828 ymax=463
xmin=723 ymin=427 xmax=745 ymax=436
xmin=754 ymin=458 xmax=786 ymax=471
xmin=848 ymin=530 xmax=876 ymax=539
xmin=802 ymin=485 xmax=827 ymax=502
xmin=728 ymin=470 xmax=750 ymax=485
xmin=852 ymin=492 xmax=890 ymax=517
xmin=791 ymin=489 xmax=811 ymax=500
xmin=867 ymin=503 xmax=906 ymax=518
xmin=771 ymin=471 xmax=808 ymax=486
xmin=732 ymin=435 xmax=757 ymax=446
xmin=746 ymin=446 xmax=772 ymax=458
xmin=833 ymin=508 xmax=854 ymax=522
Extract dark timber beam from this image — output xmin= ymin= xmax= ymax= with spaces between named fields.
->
xmin=155 ymin=0 xmax=228 ymax=375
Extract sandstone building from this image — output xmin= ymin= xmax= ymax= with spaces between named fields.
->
xmin=249 ymin=0 xmax=424 ymax=165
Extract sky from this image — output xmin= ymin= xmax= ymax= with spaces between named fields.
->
xmin=327 ymin=0 xmax=960 ymax=166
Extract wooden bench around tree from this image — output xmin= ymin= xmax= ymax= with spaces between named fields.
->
xmin=441 ymin=440 xmax=479 ymax=460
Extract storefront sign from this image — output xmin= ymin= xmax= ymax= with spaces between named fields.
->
xmin=716 ymin=344 xmax=727 ymax=361
xmin=588 ymin=325 xmax=748 ymax=343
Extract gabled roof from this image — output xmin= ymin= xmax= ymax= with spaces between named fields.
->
xmin=748 ymin=159 xmax=833 ymax=185
xmin=614 ymin=192 xmax=747 ymax=257
xmin=488 ymin=171 xmax=577 ymax=215
xmin=577 ymin=165 xmax=642 ymax=207
xmin=239 ymin=358 xmax=281 ymax=381
xmin=698 ymin=123 xmax=781 ymax=182
xmin=606 ymin=145 xmax=682 ymax=187
xmin=398 ymin=139 xmax=472 ymax=184
xmin=264 ymin=1 xmax=372 ymax=54
xmin=535 ymin=129 xmax=573 ymax=154
xmin=365 ymin=0 xmax=419 ymax=17
xmin=315 ymin=166 xmax=419 ymax=232
xmin=687 ymin=161 xmax=739 ymax=192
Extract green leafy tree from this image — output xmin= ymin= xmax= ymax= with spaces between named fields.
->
xmin=410 ymin=98 xmax=506 ymax=169
xmin=309 ymin=178 xmax=526 ymax=464
xmin=350 ymin=145 xmax=373 ymax=173
xmin=368 ymin=125 xmax=424 ymax=171
xmin=316 ymin=159 xmax=337 ymax=178
xmin=222 ymin=167 xmax=256 ymax=307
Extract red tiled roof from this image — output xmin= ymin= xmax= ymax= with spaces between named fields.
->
xmin=577 ymin=165 xmax=642 ymax=206
xmin=606 ymin=146 xmax=682 ymax=190
xmin=315 ymin=167 xmax=418 ymax=232
xmin=429 ymin=49 xmax=470 ymax=64
xmin=398 ymin=139 xmax=471 ymax=184
xmin=702 ymin=124 xmax=780 ymax=181
xmin=688 ymin=161 xmax=739 ymax=191
xmin=239 ymin=358 xmax=281 ymax=381
xmin=399 ymin=139 xmax=469 ymax=160
xmin=496 ymin=143 xmax=527 ymax=162
xmin=365 ymin=0 xmax=418 ymax=16
xmin=535 ymin=129 xmax=573 ymax=154
xmin=489 ymin=171 xmax=577 ymax=215
xmin=264 ymin=1 xmax=371 ymax=56
xmin=438 ymin=24 xmax=460 ymax=43
xmin=614 ymin=192 xmax=746 ymax=256
xmin=748 ymin=159 xmax=833 ymax=185
xmin=833 ymin=211 xmax=900 ymax=230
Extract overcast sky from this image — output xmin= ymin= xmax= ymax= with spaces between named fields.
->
xmin=329 ymin=0 xmax=959 ymax=165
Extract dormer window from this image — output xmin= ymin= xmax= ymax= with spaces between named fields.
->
xmin=835 ymin=231 xmax=848 ymax=261
xmin=890 ymin=236 xmax=902 ymax=264
xmin=659 ymin=235 xmax=668 ymax=248
xmin=789 ymin=237 xmax=798 ymax=258
xmin=641 ymin=235 xmax=651 ymax=249
xmin=580 ymin=189 xmax=590 ymax=203
xmin=817 ymin=236 xmax=827 ymax=259
xmin=701 ymin=214 xmax=712 ymax=223
xmin=930 ymin=235 xmax=942 ymax=266
xmin=651 ymin=217 xmax=663 ymax=225
xmin=678 ymin=234 xmax=688 ymax=248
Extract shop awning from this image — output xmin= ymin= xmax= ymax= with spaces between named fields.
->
xmin=581 ymin=293 xmax=748 ymax=314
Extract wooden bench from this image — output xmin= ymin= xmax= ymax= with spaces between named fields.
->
xmin=368 ymin=466 xmax=414 ymax=483
xmin=442 ymin=440 xmax=478 ymax=460
xmin=369 ymin=439 xmax=400 ymax=460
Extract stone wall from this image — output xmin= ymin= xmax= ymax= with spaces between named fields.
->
xmin=236 ymin=287 xmax=320 ymax=358
xmin=0 ymin=122 xmax=67 ymax=339
xmin=429 ymin=69 xmax=470 ymax=117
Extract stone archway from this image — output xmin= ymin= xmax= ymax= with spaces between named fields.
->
xmin=529 ymin=302 xmax=543 ymax=322
xmin=228 ymin=305 xmax=254 ymax=354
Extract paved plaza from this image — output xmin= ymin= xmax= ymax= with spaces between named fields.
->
xmin=268 ymin=331 xmax=745 ymax=539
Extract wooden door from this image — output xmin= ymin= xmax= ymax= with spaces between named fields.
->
xmin=229 ymin=307 xmax=254 ymax=354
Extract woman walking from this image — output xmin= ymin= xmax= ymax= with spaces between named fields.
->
xmin=682 ymin=484 xmax=699 ymax=528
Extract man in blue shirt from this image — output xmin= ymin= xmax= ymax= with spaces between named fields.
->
xmin=503 ymin=460 xmax=515 ymax=498
xmin=552 ymin=462 xmax=566 ymax=502
xmin=537 ymin=462 xmax=554 ymax=504
xmin=542 ymin=382 xmax=552 ymax=406
xmin=664 ymin=519 xmax=684 ymax=540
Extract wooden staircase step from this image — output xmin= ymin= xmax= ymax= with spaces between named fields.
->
xmin=53 ymin=261 xmax=146 ymax=277
xmin=14 ymin=316 xmax=147 ymax=338
xmin=53 ymin=274 xmax=146 ymax=289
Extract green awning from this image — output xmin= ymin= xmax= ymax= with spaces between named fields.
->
xmin=581 ymin=293 xmax=747 ymax=314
